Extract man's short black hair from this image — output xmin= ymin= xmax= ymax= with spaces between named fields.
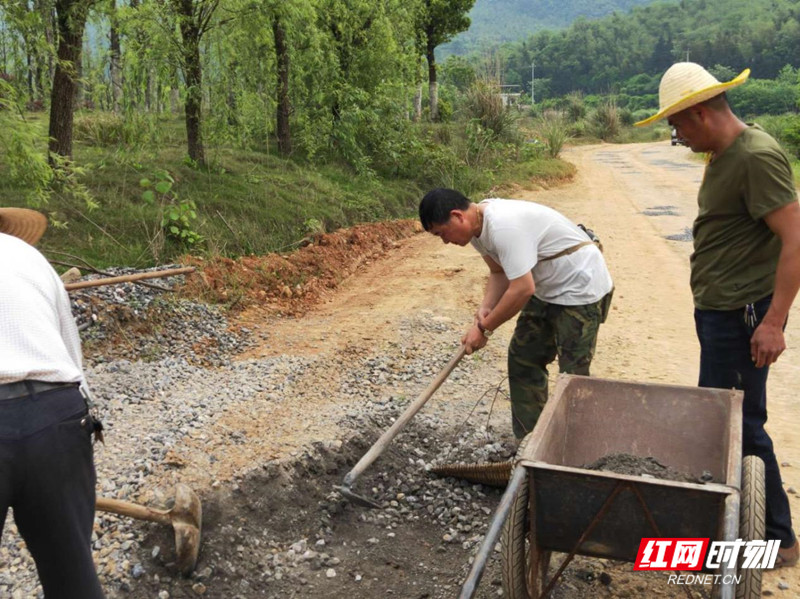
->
xmin=419 ymin=188 xmax=471 ymax=231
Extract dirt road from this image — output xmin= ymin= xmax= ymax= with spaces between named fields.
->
xmin=230 ymin=140 xmax=800 ymax=596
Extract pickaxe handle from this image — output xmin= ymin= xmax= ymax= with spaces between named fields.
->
xmin=343 ymin=345 xmax=466 ymax=487
xmin=96 ymin=496 xmax=172 ymax=526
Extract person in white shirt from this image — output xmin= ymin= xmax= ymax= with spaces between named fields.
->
xmin=0 ymin=207 xmax=104 ymax=598
xmin=419 ymin=189 xmax=613 ymax=438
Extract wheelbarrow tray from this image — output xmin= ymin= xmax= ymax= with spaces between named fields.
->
xmin=517 ymin=374 xmax=744 ymax=562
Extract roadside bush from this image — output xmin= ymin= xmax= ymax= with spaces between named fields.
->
xmin=728 ymin=78 xmax=798 ymax=118
xmin=589 ymin=100 xmax=621 ymax=141
xmin=776 ymin=116 xmax=800 ymax=159
xmin=568 ymin=120 xmax=586 ymax=138
xmin=619 ymin=108 xmax=635 ymax=127
xmin=536 ymin=110 xmax=571 ymax=158
xmin=754 ymin=114 xmax=798 ymax=154
xmin=565 ymin=92 xmax=586 ymax=122
xmin=464 ymin=78 xmax=519 ymax=139
xmin=631 ymin=108 xmax=654 ymax=124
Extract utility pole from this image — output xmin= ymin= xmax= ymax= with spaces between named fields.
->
xmin=531 ymin=61 xmax=535 ymax=105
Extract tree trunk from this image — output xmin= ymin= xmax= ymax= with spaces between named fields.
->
xmin=145 ymin=69 xmax=153 ymax=111
xmin=176 ymin=0 xmax=205 ymax=165
xmin=170 ymin=82 xmax=181 ymax=114
xmin=30 ymin=0 xmax=51 ymax=103
xmin=273 ymin=14 xmax=291 ymax=155
xmin=44 ymin=1 xmax=56 ymax=84
xmin=426 ymin=35 xmax=438 ymax=122
xmin=109 ymin=0 xmax=122 ymax=113
xmin=48 ymin=0 xmax=90 ymax=160
xmin=413 ymin=84 xmax=422 ymax=122
xmin=26 ymin=48 xmax=34 ymax=98
xmin=129 ymin=0 xmax=143 ymax=109
xmin=76 ymin=42 xmax=86 ymax=107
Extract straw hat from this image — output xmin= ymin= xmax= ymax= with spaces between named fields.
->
xmin=0 ymin=207 xmax=48 ymax=246
xmin=635 ymin=62 xmax=750 ymax=127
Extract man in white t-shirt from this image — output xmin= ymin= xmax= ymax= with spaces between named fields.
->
xmin=419 ymin=188 xmax=613 ymax=438
xmin=0 ymin=208 xmax=105 ymax=598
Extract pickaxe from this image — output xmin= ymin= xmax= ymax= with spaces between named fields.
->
xmin=96 ymin=483 xmax=202 ymax=576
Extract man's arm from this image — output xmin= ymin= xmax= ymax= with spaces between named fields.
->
xmin=751 ymin=201 xmax=800 ymax=367
xmin=475 ymin=255 xmax=509 ymax=321
xmin=463 ymin=256 xmax=535 ymax=354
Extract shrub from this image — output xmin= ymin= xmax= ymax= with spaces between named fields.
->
xmin=753 ymin=114 xmax=796 ymax=148
xmin=536 ymin=110 xmax=571 ymax=158
xmin=619 ymin=107 xmax=635 ymax=127
xmin=74 ymin=111 xmax=160 ymax=147
xmin=776 ymin=115 xmax=800 ymax=159
xmin=729 ymin=79 xmax=799 ymax=118
xmin=589 ymin=100 xmax=621 ymax=141
xmin=565 ymin=92 xmax=586 ymax=122
xmin=464 ymin=78 xmax=518 ymax=139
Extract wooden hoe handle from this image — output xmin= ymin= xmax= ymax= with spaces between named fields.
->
xmin=96 ymin=496 xmax=173 ymax=526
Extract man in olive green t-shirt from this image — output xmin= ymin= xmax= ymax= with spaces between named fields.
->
xmin=690 ymin=124 xmax=797 ymax=309
xmin=638 ymin=63 xmax=800 ymax=567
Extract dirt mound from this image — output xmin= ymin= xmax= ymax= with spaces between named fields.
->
xmin=182 ymin=220 xmax=422 ymax=315
xmin=583 ymin=453 xmax=698 ymax=483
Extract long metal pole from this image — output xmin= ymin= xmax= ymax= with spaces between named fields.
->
xmin=458 ymin=465 xmax=527 ymax=599
xmin=531 ymin=61 xmax=535 ymax=105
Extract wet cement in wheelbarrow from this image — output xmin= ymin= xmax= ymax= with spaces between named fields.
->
xmin=583 ymin=453 xmax=702 ymax=483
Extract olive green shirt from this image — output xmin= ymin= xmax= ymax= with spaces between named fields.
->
xmin=690 ymin=125 xmax=797 ymax=310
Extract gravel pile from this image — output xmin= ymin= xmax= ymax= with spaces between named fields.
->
xmin=1 ymin=295 xmax=518 ymax=598
xmin=69 ymin=265 xmax=254 ymax=367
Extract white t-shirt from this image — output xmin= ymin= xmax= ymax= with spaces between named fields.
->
xmin=470 ymin=199 xmax=613 ymax=305
xmin=0 ymin=233 xmax=84 ymax=384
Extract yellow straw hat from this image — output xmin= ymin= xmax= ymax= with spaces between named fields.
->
xmin=0 ymin=207 xmax=48 ymax=246
xmin=634 ymin=62 xmax=750 ymax=127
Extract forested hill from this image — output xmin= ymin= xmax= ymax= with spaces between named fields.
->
xmin=492 ymin=0 xmax=800 ymax=100
xmin=444 ymin=0 xmax=659 ymax=54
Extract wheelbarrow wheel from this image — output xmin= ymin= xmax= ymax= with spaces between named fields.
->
xmin=500 ymin=467 xmax=551 ymax=598
xmin=735 ymin=455 xmax=766 ymax=599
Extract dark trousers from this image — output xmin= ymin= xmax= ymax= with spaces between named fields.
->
xmin=0 ymin=386 xmax=104 ymax=598
xmin=695 ymin=295 xmax=795 ymax=548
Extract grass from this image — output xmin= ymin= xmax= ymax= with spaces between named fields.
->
xmin=614 ymin=123 xmax=671 ymax=144
xmin=790 ymin=160 xmax=800 ymax=185
xmin=0 ymin=112 xmax=576 ymax=269
xmin=496 ymin=156 xmax=576 ymax=189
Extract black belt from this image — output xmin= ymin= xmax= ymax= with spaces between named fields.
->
xmin=0 ymin=380 xmax=79 ymax=401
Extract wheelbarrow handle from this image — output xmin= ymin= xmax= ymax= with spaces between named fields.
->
xmin=343 ymin=345 xmax=467 ymax=487
xmin=459 ymin=465 xmax=528 ymax=599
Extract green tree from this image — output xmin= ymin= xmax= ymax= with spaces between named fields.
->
xmin=49 ymin=0 xmax=94 ymax=160
xmin=418 ymin=0 xmax=474 ymax=121
xmin=172 ymin=0 xmax=221 ymax=166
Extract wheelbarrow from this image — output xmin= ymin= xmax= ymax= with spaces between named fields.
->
xmin=459 ymin=374 xmax=764 ymax=599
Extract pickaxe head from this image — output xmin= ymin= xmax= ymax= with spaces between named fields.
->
xmin=337 ymin=484 xmax=382 ymax=509
xmin=170 ymin=484 xmax=202 ymax=576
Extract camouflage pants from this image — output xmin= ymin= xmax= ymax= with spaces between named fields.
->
xmin=508 ymin=294 xmax=607 ymax=439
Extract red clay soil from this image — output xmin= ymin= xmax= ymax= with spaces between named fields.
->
xmin=181 ymin=219 xmax=422 ymax=315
